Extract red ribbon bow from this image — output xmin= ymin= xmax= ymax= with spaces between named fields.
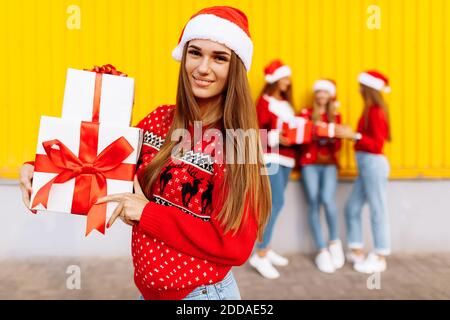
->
xmin=32 ymin=129 xmax=136 ymax=235
xmin=85 ymin=64 xmax=128 ymax=77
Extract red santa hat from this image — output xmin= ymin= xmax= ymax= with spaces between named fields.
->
xmin=358 ymin=70 xmax=391 ymax=93
xmin=172 ymin=6 xmax=253 ymax=71
xmin=264 ymin=59 xmax=292 ymax=84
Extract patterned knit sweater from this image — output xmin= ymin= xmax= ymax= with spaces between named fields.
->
xmin=133 ymin=105 xmax=257 ymax=300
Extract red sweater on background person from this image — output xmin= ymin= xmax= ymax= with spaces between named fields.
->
xmin=354 ymin=105 xmax=389 ymax=155
xmin=256 ymin=94 xmax=297 ymax=168
xmin=132 ymin=105 xmax=257 ymax=299
xmin=297 ymin=107 xmax=342 ymax=167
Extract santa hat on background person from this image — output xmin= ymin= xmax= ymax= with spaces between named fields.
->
xmin=172 ymin=6 xmax=253 ymax=71
xmin=264 ymin=59 xmax=292 ymax=84
xmin=313 ymin=79 xmax=340 ymax=106
xmin=358 ymin=70 xmax=391 ymax=93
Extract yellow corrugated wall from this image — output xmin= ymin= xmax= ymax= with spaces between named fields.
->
xmin=1 ymin=0 xmax=449 ymax=179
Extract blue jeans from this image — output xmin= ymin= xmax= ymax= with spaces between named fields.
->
xmin=256 ymin=165 xmax=292 ymax=250
xmin=301 ymin=164 xmax=339 ymax=250
xmin=345 ymin=152 xmax=391 ymax=255
xmin=137 ymin=271 xmax=241 ymax=300
xmin=183 ymin=271 xmax=241 ymax=300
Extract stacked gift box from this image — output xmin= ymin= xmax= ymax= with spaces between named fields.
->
xmin=30 ymin=65 xmax=142 ymax=235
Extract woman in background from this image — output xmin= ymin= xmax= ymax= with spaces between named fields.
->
xmin=335 ymin=70 xmax=391 ymax=273
xmin=250 ymin=59 xmax=295 ymax=279
xmin=298 ymin=79 xmax=344 ymax=273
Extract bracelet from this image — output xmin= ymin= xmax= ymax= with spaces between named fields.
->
xmin=354 ymin=133 xmax=362 ymax=141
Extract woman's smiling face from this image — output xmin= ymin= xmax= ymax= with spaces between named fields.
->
xmin=185 ymin=39 xmax=232 ymax=100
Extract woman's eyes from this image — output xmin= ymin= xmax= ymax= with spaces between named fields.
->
xmin=215 ymin=56 xmax=228 ymax=62
xmin=188 ymin=50 xmax=201 ymax=56
xmin=188 ymin=50 xmax=228 ymax=62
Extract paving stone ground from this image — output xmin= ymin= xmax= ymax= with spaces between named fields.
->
xmin=1 ymin=253 xmax=449 ymax=300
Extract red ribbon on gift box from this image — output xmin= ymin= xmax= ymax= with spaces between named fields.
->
xmin=83 ymin=64 xmax=128 ymax=122
xmin=32 ymin=64 xmax=136 ymax=235
xmin=31 ymin=122 xmax=136 ymax=235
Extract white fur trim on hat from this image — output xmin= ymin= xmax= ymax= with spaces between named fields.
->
xmin=313 ymin=80 xmax=336 ymax=97
xmin=172 ymin=14 xmax=253 ymax=71
xmin=265 ymin=65 xmax=292 ymax=84
xmin=358 ymin=72 xmax=391 ymax=93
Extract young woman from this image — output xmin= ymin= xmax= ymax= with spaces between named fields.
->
xmin=19 ymin=6 xmax=271 ymax=300
xmin=249 ymin=59 xmax=294 ymax=279
xmin=335 ymin=70 xmax=391 ymax=274
xmin=298 ymin=79 xmax=344 ymax=273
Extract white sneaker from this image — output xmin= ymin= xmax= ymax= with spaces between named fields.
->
xmin=249 ymin=254 xmax=280 ymax=279
xmin=266 ymin=249 xmax=289 ymax=267
xmin=329 ymin=240 xmax=345 ymax=269
xmin=315 ymin=250 xmax=336 ymax=273
xmin=353 ymin=253 xmax=387 ymax=274
xmin=346 ymin=251 xmax=365 ymax=264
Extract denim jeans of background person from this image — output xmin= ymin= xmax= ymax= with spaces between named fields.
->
xmin=301 ymin=164 xmax=345 ymax=272
xmin=249 ymin=164 xmax=292 ymax=279
xmin=345 ymin=152 xmax=391 ymax=268
xmin=302 ymin=165 xmax=339 ymax=238
xmin=302 ymin=165 xmax=338 ymax=250
xmin=259 ymin=165 xmax=292 ymax=250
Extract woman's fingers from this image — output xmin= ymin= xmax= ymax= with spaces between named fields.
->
xmin=107 ymin=202 xmax=125 ymax=228
xmin=20 ymin=185 xmax=31 ymax=208
xmin=20 ymin=185 xmax=36 ymax=213
xmin=121 ymin=216 xmax=136 ymax=227
xmin=96 ymin=193 xmax=129 ymax=204
xmin=20 ymin=164 xmax=34 ymax=192
xmin=20 ymin=178 xmax=32 ymax=193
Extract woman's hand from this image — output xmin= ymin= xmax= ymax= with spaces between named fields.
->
xmin=96 ymin=176 xmax=149 ymax=228
xmin=335 ymin=124 xmax=356 ymax=139
xmin=19 ymin=163 xmax=35 ymax=212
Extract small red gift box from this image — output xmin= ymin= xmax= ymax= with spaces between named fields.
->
xmin=315 ymin=122 xmax=336 ymax=138
xmin=278 ymin=117 xmax=313 ymax=144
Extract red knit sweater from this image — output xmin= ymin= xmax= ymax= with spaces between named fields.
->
xmin=354 ymin=105 xmax=389 ymax=155
xmin=133 ymin=105 xmax=257 ymax=300
xmin=297 ymin=107 xmax=342 ymax=167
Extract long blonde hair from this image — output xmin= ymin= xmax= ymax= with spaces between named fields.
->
xmin=140 ymin=43 xmax=271 ymax=240
xmin=360 ymin=84 xmax=391 ymax=141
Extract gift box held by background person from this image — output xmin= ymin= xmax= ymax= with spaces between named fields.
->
xmin=315 ymin=122 xmax=336 ymax=138
xmin=29 ymin=65 xmax=142 ymax=235
xmin=278 ymin=117 xmax=313 ymax=145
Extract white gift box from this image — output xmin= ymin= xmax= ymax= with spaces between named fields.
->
xmin=61 ymin=68 xmax=135 ymax=126
xmin=30 ymin=116 xmax=143 ymax=222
